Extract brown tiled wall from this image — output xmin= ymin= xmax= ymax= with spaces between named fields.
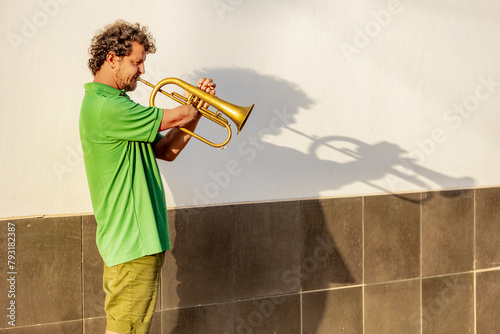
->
xmin=0 ymin=188 xmax=499 ymax=333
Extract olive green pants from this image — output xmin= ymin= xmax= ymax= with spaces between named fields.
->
xmin=103 ymin=253 xmax=165 ymax=334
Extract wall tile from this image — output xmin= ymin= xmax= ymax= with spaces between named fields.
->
xmin=0 ymin=217 xmax=82 ymax=328
xmin=364 ymin=194 xmax=421 ymax=283
xmin=2 ymin=188 xmax=500 ymax=333
xmin=162 ymin=206 xmax=234 ymax=309
xmin=150 ymin=312 xmax=163 ymax=334
xmin=234 ymin=294 xmax=300 ymax=334
xmin=0 ymin=320 xmax=83 ymax=333
xmin=82 ymin=215 xmax=105 ymax=318
xmin=84 ymin=316 xmax=106 ymax=334
xmin=422 ymin=190 xmax=474 ymax=276
xmin=233 ymin=201 xmax=301 ymax=300
xmin=476 ymin=270 xmax=500 ymax=333
xmin=364 ymin=279 xmax=421 ymax=334
xmin=302 ymin=287 xmax=363 ymax=334
xmin=475 ymin=188 xmax=500 ymax=269
xmin=162 ymin=303 xmax=233 ymax=334
xmin=422 ymin=273 xmax=474 ymax=334
xmin=301 ymin=198 xmax=362 ymax=291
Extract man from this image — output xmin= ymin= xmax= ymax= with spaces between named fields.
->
xmin=80 ymin=20 xmax=215 ymax=334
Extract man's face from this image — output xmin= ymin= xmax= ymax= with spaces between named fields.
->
xmin=115 ymin=41 xmax=146 ymax=92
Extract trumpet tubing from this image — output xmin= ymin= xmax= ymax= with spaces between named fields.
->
xmin=138 ymin=77 xmax=254 ymax=148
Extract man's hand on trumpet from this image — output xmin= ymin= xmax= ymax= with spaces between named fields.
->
xmin=185 ymin=77 xmax=216 ymax=111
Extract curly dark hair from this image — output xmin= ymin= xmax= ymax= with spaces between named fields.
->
xmin=87 ymin=20 xmax=156 ymax=76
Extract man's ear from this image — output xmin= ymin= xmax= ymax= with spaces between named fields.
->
xmin=106 ymin=51 xmax=120 ymax=70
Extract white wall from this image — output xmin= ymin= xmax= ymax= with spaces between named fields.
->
xmin=1 ymin=0 xmax=499 ymax=218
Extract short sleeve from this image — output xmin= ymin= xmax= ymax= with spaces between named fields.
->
xmin=101 ymin=96 xmax=163 ymax=143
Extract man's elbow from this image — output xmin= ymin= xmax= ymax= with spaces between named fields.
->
xmin=165 ymin=154 xmax=177 ymax=162
xmin=154 ymin=152 xmax=176 ymax=162
xmin=157 ymin=149 xmax=178 ymax=162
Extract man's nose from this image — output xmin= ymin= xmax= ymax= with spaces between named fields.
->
xmin=139 ymin=63 xmax=145 ymax=74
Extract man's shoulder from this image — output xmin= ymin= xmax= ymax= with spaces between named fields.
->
xmin=83 ymin=82 xmax=127 ymax=99
xmin=81 ymin=83 xmax=130 ymax=113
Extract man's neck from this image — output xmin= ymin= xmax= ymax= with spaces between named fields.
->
xmin=94 ymin=69 xmax=119 ymax=89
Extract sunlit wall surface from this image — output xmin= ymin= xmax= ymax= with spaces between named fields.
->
xmin=1 ymin=0 xmax=499 ymax=217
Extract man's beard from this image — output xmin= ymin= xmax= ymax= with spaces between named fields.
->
xmin=123 ymin=78 xmax=138 ymax=92
xmin=117 ymin=74 xmax=138 ymax=92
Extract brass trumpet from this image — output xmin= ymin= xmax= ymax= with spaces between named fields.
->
xmin=138 ymin=77 xmax=254 ymax=148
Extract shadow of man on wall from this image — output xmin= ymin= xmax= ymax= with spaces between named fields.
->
xmin=158 ymin=67 xmax=474 ymax=333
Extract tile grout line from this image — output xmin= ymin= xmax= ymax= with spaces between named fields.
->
xmin=299 ymin=200 xmax=303 ymax=334
xmin=420 ymin=192 xmax=423 ymax=334
xmin=473 ymin=189 xmax=477 ymax=334
xmin=81 ymin=215 xmax=85 ymax=334
xmin=232 ymin=205 xmax=236 ymax=334
xmin=362 ymin=196 xmax=365 ymax=334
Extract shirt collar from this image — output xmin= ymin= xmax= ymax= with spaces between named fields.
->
xmin=84 ymin=82 xmax=129 ymax=98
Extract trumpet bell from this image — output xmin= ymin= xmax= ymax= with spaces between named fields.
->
xmin=224 ymin=101 xmax=254 ymax=134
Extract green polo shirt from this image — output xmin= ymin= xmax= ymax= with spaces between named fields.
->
xmin=79 ymin=82 xmax=171 ymax=266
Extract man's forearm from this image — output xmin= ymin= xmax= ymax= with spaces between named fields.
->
xmin=159 ymin=105 xmax=198 ymax=132
xmin=154 ymin=115 xmax=202 ymax=161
